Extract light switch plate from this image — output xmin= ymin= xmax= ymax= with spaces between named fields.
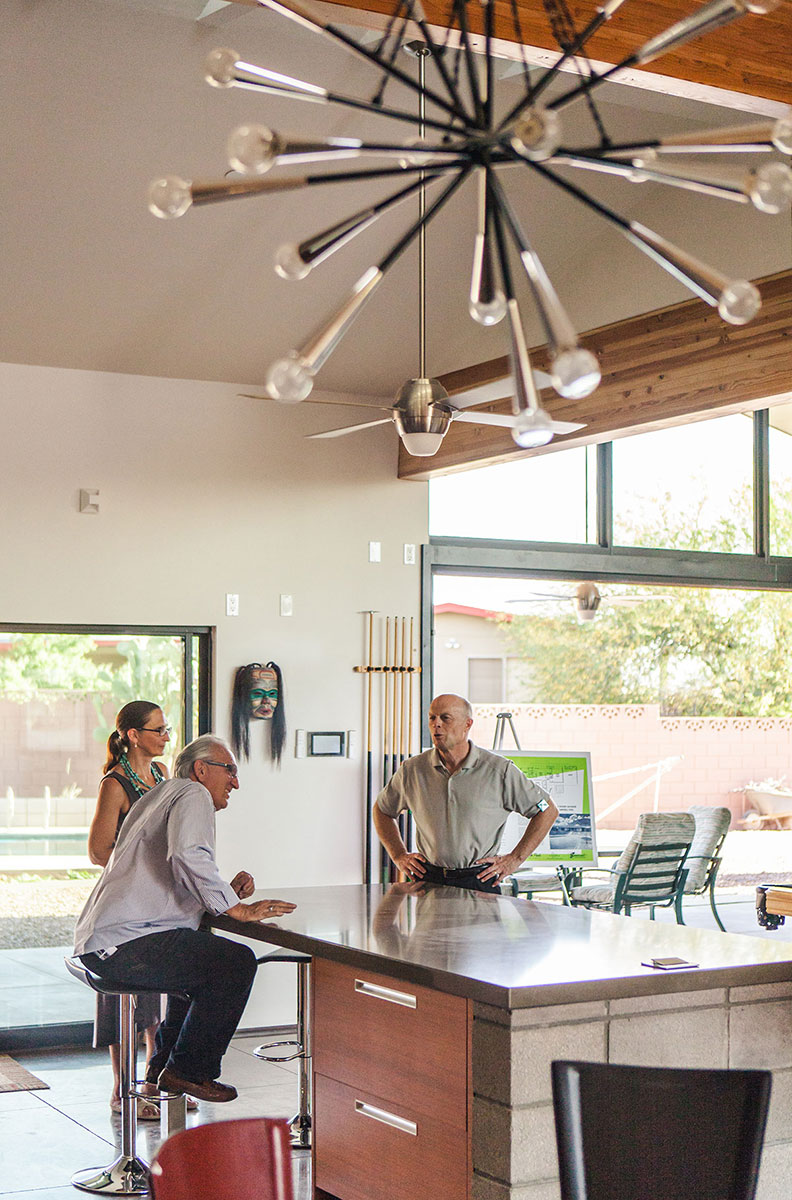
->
xmin=280 ymin=594 xmax=293 ymax=617
xmin=368 ymin=541 xmax=381 ymax=563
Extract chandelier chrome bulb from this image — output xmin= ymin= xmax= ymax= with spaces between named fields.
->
xmin=150 ymin=0 xmax=791 ymax=455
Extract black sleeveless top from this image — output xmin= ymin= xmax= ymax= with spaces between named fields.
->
xmin=100 ymin=770 xmax=154 ymax=842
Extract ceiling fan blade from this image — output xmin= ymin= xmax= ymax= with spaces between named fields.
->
xmin=447 ymin=370 xmax=554 ymax=411
xmin=454 ymin=410 xmax=586 ymax=434
xmin=307 ymin=418 xmax=393 ymax=439
xmin=237 ymin=393 xmax=392 ymax=413
xmin=507 ymin=594 xmax=574 ymax=603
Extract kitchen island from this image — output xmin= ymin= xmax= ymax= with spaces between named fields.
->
xmin=212 ymin=884 xmax=792 ymax=1200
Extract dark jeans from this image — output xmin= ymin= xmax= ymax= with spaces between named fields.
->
xmin=81 ymin=928 xmax=256 ymax=1084
xmin=421 ymin=863 xmax=500 ymax=894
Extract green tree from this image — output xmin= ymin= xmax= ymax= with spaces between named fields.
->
xmin=499 ymin=483 xmax=792 ymax=716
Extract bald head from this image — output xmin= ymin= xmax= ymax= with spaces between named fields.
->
xmin=428 ymin=694 xmax=474 ymax=762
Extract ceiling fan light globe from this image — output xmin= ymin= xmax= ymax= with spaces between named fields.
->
xmin=750 ymin=162 xmax=792 ymax=214
xmin=469 ymin=291 xmax=507 ymax=326
xmin=147 ymin=176 xmax=192 ymax=219
xmin=204 ymin=47 xmax=239 ymax=88
xmin=551 ymin=347 xmax=601 ymax=399
xmin=576 ymin=608 xmax=599 ymax=623
xmin=773 ymin=117 xmax=792 ymax=155
xmin=718 ymin=279 xmax=761 ymax=325
xmin=265 ymin=352 xmax=313 ymax=403
xmin=400 ymin=431 xmax=447 ymax=456
xmin=227 ymin=124 xmax=280 ymax=175
xmin=510 ymin=108 xmax=562 ymax=162
xmin=274 ymin=243 xmax=311 ymax=280
xmin=511 ymin=407 xmax=555 ymax=448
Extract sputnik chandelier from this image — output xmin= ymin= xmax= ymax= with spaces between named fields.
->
xmin=148 ymin=0 xmax=792 ymax=455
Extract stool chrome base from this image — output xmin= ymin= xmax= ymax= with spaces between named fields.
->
xmin=71 ymin=1154 xmax=149 ymax=1195
xmin=289 ymin=1110 xmax=312 ymax=1150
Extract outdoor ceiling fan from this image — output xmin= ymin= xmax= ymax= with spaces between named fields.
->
xmin=508 ymin=582 xmax=654 ymax=623
xmin=237 ymin=372 xmax=585 ymax=457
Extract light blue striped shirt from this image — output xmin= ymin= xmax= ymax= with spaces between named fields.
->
xmin=74 ymin=777 xmax=239 ymax=956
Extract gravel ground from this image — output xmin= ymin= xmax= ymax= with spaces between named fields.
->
xmin=0 ymin=877 xmax=98 ymax=949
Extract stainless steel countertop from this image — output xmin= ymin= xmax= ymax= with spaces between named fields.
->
xmin=210 ymin=883 xmax=792 ymax=1008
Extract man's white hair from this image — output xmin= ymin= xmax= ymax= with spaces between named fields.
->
xmin=174 ymin=734 xmax=234 ymax=778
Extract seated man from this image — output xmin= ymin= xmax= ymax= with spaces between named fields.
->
xmin=374 ymin=694 xmax=558 ymax=892
xmin=74 ymin=734 xmax=295 ymax=1103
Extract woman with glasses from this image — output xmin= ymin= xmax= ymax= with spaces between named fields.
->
xmin=87 ymin=700 xmax=178 ymax=1120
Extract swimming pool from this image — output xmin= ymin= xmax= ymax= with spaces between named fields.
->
xmin=0 ymin=831 xmax=88 ymax=856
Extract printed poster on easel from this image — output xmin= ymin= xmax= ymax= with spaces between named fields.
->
xmin=498 ymin=752 xmax=598 ymax=868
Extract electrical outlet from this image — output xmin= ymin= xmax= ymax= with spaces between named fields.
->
xmin=368 ymin=541 xmax=381 ymax=563
xmin=225 ymin=593 xmax=239 ymax=617
xmin=403 ymin=543 xmax=416 ymax=565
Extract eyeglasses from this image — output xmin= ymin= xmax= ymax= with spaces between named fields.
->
xmin=203 ymin=759 xmax=239 ymax=778
xmin=137 ymin=725 xmax=172 ymax=736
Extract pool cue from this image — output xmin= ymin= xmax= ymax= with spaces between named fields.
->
xmin=364 ymin=610 xmax=374 ymax=885
xmin=399 ymin=616 xmax=407 ymax=767
xmin=381 ymin=616 xmax=392 ymax=884
xmin=406 ymin=616 xmax=415 ymax=850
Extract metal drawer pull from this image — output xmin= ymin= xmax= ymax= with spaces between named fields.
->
xmin=354 ymin=1100 xmax=417 ymax=1136
xmin=354 ymin=979 xmax=417 ymax=1008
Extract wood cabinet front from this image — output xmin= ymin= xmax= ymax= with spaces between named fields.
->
xmin=312 ymin=958 xmax=471 ymax=1200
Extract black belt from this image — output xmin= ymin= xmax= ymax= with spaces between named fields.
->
xmin=424 ymin=864 xmax=481 ymax=880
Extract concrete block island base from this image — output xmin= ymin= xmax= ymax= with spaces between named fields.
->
xmin=211 ymin=885 xmax=792 ymax=1200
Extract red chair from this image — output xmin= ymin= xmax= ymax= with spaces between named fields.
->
xmin=149 ymin=1117 xmax=293 ymax=1200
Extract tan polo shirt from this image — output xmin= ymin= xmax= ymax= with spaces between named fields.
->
xmin=375 ymin=742 xmax=550 ymax=869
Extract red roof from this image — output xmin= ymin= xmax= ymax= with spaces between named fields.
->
xmin=433 ymin=603 xmax=512 ymax=622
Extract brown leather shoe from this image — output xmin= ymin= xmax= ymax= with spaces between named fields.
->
xmin=157 ymin=1067 xmax=238 ymax=1103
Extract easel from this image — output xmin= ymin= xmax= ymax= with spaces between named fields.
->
xmin=492 ymin=711 xmax=522 ymax=752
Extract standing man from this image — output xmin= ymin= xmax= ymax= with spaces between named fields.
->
xmin=74 ymin=734 xmax=295 ymax=1103
xmin=374 ymin=694 xmax=558 ymax=892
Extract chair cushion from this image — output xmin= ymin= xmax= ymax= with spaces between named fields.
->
xmin=684 ymin=806 xmax=731 ymax=893
xmin=613 ymin=812 xmax=695 ymax=875
xmin=570 ymin=884 xmax=616 ymax=905
xmin=512 ymin=872 xmax=563 ymax=892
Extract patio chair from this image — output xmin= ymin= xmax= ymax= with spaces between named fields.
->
xmin=552 ymin=1059 xmax=770 ymax=1200
xmin=149 ymin=1117 xmax=293 ymax=1200
xmin=679 ymin=805 xmax=732 ymax=931
xmin=561 ymin=811 xmax=695 ymax=920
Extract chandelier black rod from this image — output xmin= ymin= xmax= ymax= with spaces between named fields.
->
xmin=226 ymin=69 xmax=472 ymax=136
xmin=483 ymin=0 xmax=495 ymax=129
xmin=297 ymin=168 xmax=451 ymax=266
xmin=524 ymin=154 xmax=736 ymax=306
xmin=187 ymin=160 xmax=466 ymax=209
xmin=451 ymin=0 xmax=485 ymax=126
xmin=498 ymin=0 xmax=623 ymax=130
xmin=256 ymin=0 xmax=476 ymax=127
xmin=379 ymin=163 xmax=474 ymax=273
xmin=547 ymin=0 xmax=767 ymax=115
xmin=406 ymin=1 xmax=474 ymax=118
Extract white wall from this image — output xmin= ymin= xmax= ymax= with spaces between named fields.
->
xmin=0 ymin=360 xmax=427 ymax=1023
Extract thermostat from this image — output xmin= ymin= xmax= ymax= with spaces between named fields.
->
xmin=308 ymin=732 xmax=346 ymax=757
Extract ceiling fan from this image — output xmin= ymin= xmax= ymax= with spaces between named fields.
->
xmin=508 ymin=582 xmax=658 ymax=623
xmin=237 ymin=372 xmax=585 ymax=457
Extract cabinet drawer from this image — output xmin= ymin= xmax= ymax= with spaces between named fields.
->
xmin=312 ymin=958 xmax=469 ymax=1125
xmin=314 ymin=1073 xmax=469 ymax=1200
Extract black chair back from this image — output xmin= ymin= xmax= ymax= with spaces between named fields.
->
xmin=552 ymin=1059 xmax=771 ymax=1200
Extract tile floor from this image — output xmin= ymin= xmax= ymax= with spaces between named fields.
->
xmin=1 ymin=1034 xmax=312 ymax=1199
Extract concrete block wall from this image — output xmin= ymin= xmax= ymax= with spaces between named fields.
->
xmin=472 ymin=704 xmax=792 ymax=829
xmin=471 ymin=983 xmax=792 ymax=1200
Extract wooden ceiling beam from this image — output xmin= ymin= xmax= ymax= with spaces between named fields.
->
xmin=227 ymin=0 xmax=792 ymax=113
xmin=397 ymin=268 xmax=792 ymax=481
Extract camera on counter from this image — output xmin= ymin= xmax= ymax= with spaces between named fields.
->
xmin=756 ymin=885 xmax=786 ymax=931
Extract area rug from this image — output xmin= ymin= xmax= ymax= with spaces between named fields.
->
xmin=0 ymin=1055 xmax=49 ymax=1092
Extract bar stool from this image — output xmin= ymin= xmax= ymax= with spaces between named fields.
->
xmin=253 ymin=951 xmax=312 ymax=1149
xmin=64 ymin=957 xmax=186 ymax=1195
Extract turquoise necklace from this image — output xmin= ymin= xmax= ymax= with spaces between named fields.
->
xmin=119 ymin=752 xmax=164 ymax=797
